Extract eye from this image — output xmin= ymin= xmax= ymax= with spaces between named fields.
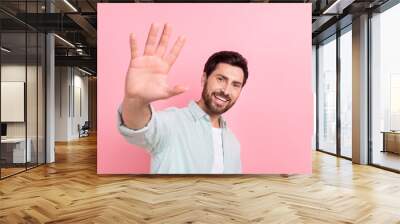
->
xmin=217 ymin=77 xmax=223 ymax=81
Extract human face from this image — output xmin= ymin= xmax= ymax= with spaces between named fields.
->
xmin=201 ymin=63 xmax=244 ymax=115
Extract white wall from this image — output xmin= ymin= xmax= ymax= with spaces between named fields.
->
xmin=1 ymin=64 xmax=46 ymax=164
xmin=72 ymin=73 xmax=89 ymax=138
xmin=55 ymin=66 xmax=70 ymax=141
xmin=55 ymin=67 xmax=89 ymax=141
xmin=1 ymin=65 xmax=42 ymax=137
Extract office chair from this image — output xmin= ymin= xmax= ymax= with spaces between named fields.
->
xmin=79 ymin=121 xmax=90 ymax=138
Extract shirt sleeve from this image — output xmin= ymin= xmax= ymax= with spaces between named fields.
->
xmin=117 ymin=104 xmax=169 ymax=154
xmin=237 ymin=157 xmax=242 ymax=174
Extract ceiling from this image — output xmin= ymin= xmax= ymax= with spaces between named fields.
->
xmin=0 ymin=0 xmax=393 ymax=75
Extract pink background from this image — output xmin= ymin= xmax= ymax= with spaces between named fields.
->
xmin=97 ymin=3 xmax=313 ymax=174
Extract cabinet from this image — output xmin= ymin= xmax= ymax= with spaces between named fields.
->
xmin=382 ymin=131 xmax=400 ymax=154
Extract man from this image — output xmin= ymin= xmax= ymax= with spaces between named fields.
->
xmin=117 ymin=23 xmax=249 ymax=174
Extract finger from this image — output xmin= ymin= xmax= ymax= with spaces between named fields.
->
xmin=167 ymin=84 xmax=188 ymax=97
xmin=164 ymin=35 xmax=186 ymax=67
xmin=155 ymin=23 xmax=172 ymax=57
xmin=129 ymin=33 xmax=138 ymax=66
xmin=144 ymin=23 xmax=161 ymax=56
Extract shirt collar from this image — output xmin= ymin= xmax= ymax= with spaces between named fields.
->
xmin=188 ymin=100 xmax=227 ymax=128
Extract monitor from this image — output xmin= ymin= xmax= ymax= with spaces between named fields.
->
xmin=1 ymin=123 xmax=7 ymax=137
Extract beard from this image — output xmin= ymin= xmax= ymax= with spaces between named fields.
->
xmin=201 ymin=82 xmax=237 ymax=115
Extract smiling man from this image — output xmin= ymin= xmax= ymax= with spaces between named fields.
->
xmin=117 ymin=23 xmax=248 ymax=174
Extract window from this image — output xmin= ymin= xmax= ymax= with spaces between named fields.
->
xmin=317 ymin=35 xmax=337 ymax=154
xmin=371 ymin=2 xmax=400 ymax=171
xmin=339 ymin=27 xmax=352 ymax=158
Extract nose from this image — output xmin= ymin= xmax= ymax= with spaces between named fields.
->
xmin=221 ymin=84 xmax=232 ymax=97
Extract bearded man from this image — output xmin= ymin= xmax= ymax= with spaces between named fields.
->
xmin=117 ymin=23 xmax=249 ymax=174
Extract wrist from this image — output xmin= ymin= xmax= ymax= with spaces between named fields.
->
xmin=123 ymin=95 xmax=148 ymax=108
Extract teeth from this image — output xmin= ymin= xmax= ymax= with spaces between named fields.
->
xmin=215 ymin=94 xmax=228 ymax=102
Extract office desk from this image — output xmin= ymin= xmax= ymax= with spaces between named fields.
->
xmin=381 ymin=131 xmax=400 ymax=154
xmin=1 ymin=138 xmax=32 ymax=163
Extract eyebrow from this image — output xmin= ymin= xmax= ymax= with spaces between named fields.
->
xmin=217 ymin=74 xmax=243 ymax=86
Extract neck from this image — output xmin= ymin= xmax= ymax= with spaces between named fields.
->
xmin=196 ymin=99 xmax=221 ymax=128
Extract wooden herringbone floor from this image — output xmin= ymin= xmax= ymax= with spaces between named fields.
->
xmin=1 ymin=134 xmax=400 ymax=224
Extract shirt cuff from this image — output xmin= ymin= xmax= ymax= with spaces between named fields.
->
xmin=117 ymin=103 xmax=155 ymax=136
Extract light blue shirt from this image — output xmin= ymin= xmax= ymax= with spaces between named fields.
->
xmin=117 ymin=100 xmax=242 ymax=174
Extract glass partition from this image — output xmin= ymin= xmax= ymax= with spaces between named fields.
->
xmin=0 ymin=1 xmax=46 ymax=179
xmin=1 ymin=30 xmax=28 ymax=177
xmin=27 ymin=30 xmax=38 ymax=169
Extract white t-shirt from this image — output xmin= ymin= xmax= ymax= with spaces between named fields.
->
xmin=211 ymin=127 xmax=224 ymax=173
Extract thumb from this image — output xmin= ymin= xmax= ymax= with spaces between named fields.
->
xmin=167 ymin=85 xmax=188 ymax=97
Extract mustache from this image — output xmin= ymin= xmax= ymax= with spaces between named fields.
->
xmin=212 ymin=91 xmax=231 ymax=101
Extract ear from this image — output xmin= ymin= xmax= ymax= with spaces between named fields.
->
xmin=201 ymin=72 xmax=207 ymax=87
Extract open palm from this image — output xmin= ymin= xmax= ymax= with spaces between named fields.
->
xmin=125 ymin=23 xmax=186 ymax=103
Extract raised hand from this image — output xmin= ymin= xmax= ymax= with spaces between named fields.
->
xmin=124 ymin=23 xmax=187 ymax=104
